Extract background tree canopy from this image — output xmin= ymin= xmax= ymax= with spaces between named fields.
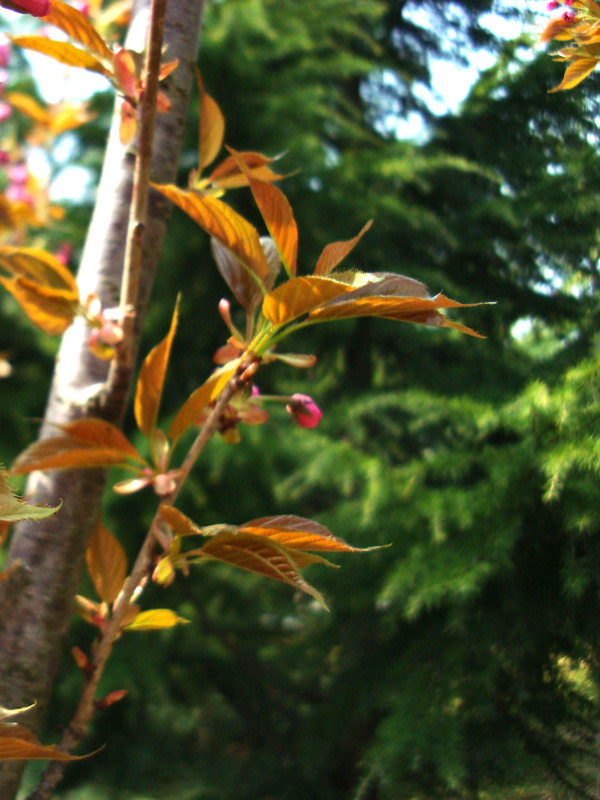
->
xmin=2 ymin=0 xmax=599 ymax=798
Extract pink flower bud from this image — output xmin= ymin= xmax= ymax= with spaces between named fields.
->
xmin=0 ymin=151 xmax=10 ymax=165
xmin=546 ymin=0 xmax=558 ymax=9
xmin=562 ymin=9 xmax=575 ymax=21
xmin=563 ymin=0 xmax=574 ymax=5
xmin=286 ymin=393 xmax=323 ymax=429
xmin=0 ymin=0 xmax=51 ymax=16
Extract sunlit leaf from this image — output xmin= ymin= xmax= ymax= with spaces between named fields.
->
xmin=0 ymin=470 xmax=61 ymax=522
xmin=314 ymin=220 xmax=373 ymax=276
xmin=197 ymin=70 xmax=225 ymax=171
xmin=0 ymin=246 xmax=78 ymax=296
xmin=43 ymin=0 xmax=113 ymax=61
xmin=119 ymin=99 xmax=137 ymax=146
xmin=12 ymin=419 xmax=145 ymax=474
xmin=309 ymin=292 xmax=484 ymax=337
xmin=168 ymin=363 xmax=239 ymax=442
xmin=152 ymin=183 xmax=270 ymax=286
xmin=86 ymin=522 xmax=128 ymax=604
xmin=0 ymin=276 xmax=77 ymax=336
xmin=262 ymin=276 xmax=352 ymax=325
xmin=124 ymin=608 xmax=190 ymax=631
xmin=134 ymin=297 xmax=179 ymax=435
xmin=239 ymin=515 xmax=382 ymax=552
xmin=227 ymin=147 xmax=297 ymax=276
xmin=5 ymin=92 xmax=48 ymax=124
xmin=549 ymin=56 xmax=600 ymax=92
xmin=159 ymin=505 xmax=204 ymax=536
xmin=10 ymin=36 xmax=111 ymax=77
xmin=0 ymin=704 xmax=34 ymax=722
xmin=209 ymin=151 xmax=285 ymax=190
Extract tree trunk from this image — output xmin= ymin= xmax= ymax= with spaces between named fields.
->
xmin=0 ymin=0 xmax=205 ymax=795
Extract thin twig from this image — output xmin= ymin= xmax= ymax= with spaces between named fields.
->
xmin=25 ymin=369 xmax=245 ymax=800
xmin=118 ymin=0 xmax=169 ymax=369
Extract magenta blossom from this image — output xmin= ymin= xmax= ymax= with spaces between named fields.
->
xmin=0 ymin=0 xmax=50 ymax=16
xmin=286 ymin=394 xmax=323 ymax=429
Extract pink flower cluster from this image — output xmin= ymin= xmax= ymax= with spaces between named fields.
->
xmin=547 ymin=0 xmax=576 ymax=22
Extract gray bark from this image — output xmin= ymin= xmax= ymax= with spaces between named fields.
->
xmin=0 ymin=0 xmax=205 ymax=796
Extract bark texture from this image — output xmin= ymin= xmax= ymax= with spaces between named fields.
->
xmin=0 ymin=0 xmax=205 ymax=795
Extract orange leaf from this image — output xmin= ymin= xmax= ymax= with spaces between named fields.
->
xmin=309 ymin=292 xmax=484 ymax=337
xmin=168 ymin=363 xmax=239 ymax=442
xmin=64 ymin=418 xmax=141 ymax=454
xmin=197 ymin=531 xmax=328 ymax=608
xmin=12 ymin=419 xmax=145 ymax=474
xmin=0 ymin=736 xmax=86 ymax=761
xmin=208 ymin=151 xmax=285 ymax=190
xmin=0 ymin=276 xmax=77 ymax=336
xmin=159 ymin=505 xmax=203 ymax=536
xmin=86 ymin=522 xmax=128 ymax=604
xmin=134 ymin=297 xmax=179 ymax=435
xmin=197 ymin=70 xmax=225 ymax=171
xmin=43 ymin=0 xmax=113 ymax=61
xmin=152 ymin=183 xmax=270 ymax=287
xmin=227 ymin=147 xmax=298 ymax=276
xmin=0 ymin=246 xmax=78 ymax=296
xmin=239 ymin=515 xmax=380 ymax=552
xmin=314 ymin=220 xmax=373 ymax=276
xmin=10 ymin=36 xmax=112 ymax=77
xmin=5 ymin=92 xmax=49 ymax=125
xmin=119 ymin=99 xmax=137 ymax=146
xmin=549 ymin=56 xmax=600 ymax=92
xmin=262 ymin=276 xmax=352 ymax=325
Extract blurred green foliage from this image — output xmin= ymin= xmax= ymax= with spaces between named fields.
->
xmin=5 ymin=0 xmax=599 ymax=798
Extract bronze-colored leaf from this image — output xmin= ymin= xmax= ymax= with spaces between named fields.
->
xmin=197 ymin=531 xmax=328 ymax=608
xmin=63 ymin=419 xmax=142 ymax=455
xmin=152 ymin=183 xmax=269 ymax=286
xmin=227 ymin=148 xmax=297 ymax=276
xmin=168 ymin=362 xmax=239 ymax=443
xmin=197 ymin=70 xmax=225 ymax=171
xmin=240 ymin=515 xmax=380 ymax=552
xmin=12 ymin=419 xmax=145 ymax=474
xmin=43 ymin=0 xmax=113 ymax=61
xmin=0 ymin=276 xmax=77 ymax=336
xmin=262 ymin=276 xmax=351 ymax=326
xmin=10 ymin=36 xmax=112 ymax=77
xmin=314 ymin=220 xmax=373 ymax=276
xmin=86 ymin=522 xmax=128 ymax=604
xmin=309 ymin=292 xmax=483 ymax=335
xmin=0 ymin=734 xmax=86 ymax=761
xmin=134 ymin=298 xmax=179 ymax=435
